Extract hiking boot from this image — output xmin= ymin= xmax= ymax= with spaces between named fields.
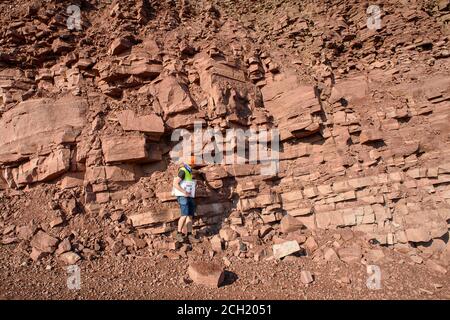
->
xmin=187 ymin=234 xmax=200 ymax=243
xmin=175 ymin=232 xmax=185 ymax=243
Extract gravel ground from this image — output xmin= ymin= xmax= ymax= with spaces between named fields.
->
xmin=1 ymin=245 xmax=449 ymax=300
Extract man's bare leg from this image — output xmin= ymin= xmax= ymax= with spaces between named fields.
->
xmin=186 ymin=216 xmax=193 ymax=234
xmin=178 ymin=216 xmax=187 ymax=233
xmin=177 ymin=216 xmax=188 ymax=242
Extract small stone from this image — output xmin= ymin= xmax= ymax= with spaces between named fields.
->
xmin=210 ymin=235 xmax=223 ymax=252
xmin=434 ymin=283 xmax=443 ymax=289
xmin=280 ymin=215 xmax=304 ymax=234
xmin=219 ymin=228 xmax=239 ymax=242
xmin=258 ymin=225 xmax=273 ymax=238
xmin=109 ymin=37 xmax=132 ymax=55
xmin=188 ymin=261 xmax=225 ymax=288
xmin=223 ymin=256 xmax=231 ymax=267
xmin=272 ymin=240 xmax=301 ymax=259
xmin=179 ymin=276 xmax=192 ymax=285
xmin=16 ymin=224 xmax=37 ymax=240
xmin=50 ymin=217 xmax=64 ymax=228
xmin=111 ymin=211 xmax=124 ymax=222
xmin=30 ymin=248 xmax=47 ymax=262
xmin=337 ymin=246 xmax=362 ymax=264
xmin=365 ymin=249 xmax=385 ymax=262
xmin=324 ymin=247 xmax=340 ymax=262
xmin=55 ymin=238 xmax=71 ymax=255
xmin=30 ymin=231 xmax=59 ymax=253
xmin=304 ymin=236 xmax=319 ymax=252
xmin=300 ymin=270 xmax=314 ymax=284
xmin=339 ymin=276 xmax=351 ymax=284
xmin=286 ymin=231 xmax=307 ymax=245
xmin=410 ymin=255 xmax=423 ymax=264
xmin=59 ymin=252 xmax=81 ymax=265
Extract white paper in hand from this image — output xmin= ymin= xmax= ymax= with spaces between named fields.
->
xmin=172 ymin=179 xmax=196 ymax=197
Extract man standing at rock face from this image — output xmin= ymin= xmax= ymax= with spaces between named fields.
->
xmin=173 ymin=156 xmax=197 ymax=243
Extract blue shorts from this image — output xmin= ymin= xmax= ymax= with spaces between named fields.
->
xmin=177 ymin=196 xmax=196 ymax=216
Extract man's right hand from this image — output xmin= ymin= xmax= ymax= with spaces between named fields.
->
xmin=183 ymin=191 xmax=190 ymax=197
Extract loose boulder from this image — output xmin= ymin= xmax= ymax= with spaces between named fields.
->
xmin=188 ymin=261 xmax=225 ymax=288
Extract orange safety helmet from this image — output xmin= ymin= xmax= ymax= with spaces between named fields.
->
xmin=182 ymin=155 xmax=196 ymax=166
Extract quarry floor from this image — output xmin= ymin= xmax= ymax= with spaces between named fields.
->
xmin=0 ymin=245 xmax=449 ymax=300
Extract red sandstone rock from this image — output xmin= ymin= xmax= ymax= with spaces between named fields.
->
xmin=324 ymin=247 xmax=340 ymax=262
xmin=0 ymin=97 xmax=87 ymax=165
xmin=338 ymin=246 xmax=362 ymax=264
xmin=30 ymin=231 xmax=59 ymax=254
xmin=300 ymin=271 xmax=314 ymax=284
xmin=219 ymin=228 xmax=239 ymax=242
xmin=152 ymin=76 xmax=196 ymax=116
xmin=272 ymin=240 xmax=301 ymax=259
xmin=59 ymin=252 xmax=81 ymax=265
xmin=102 ymin=136 xmax=148 ymax=163
xmin=188 ymin=261 xmax=225 ymax=287
xmin=117 ymin=110 xmax=164 ymax=139
xmin=210 ymin=235 xmax=223 ymax=252
xmin=280 ymin=215 xmax=304 ymax=234
xmin=109 ymin=37 xmax=132 ymax=56
xmin=129 ymin=209 xmax=179 ymax=227
xmin=360 ymin=129 xmax=384 ymax=144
